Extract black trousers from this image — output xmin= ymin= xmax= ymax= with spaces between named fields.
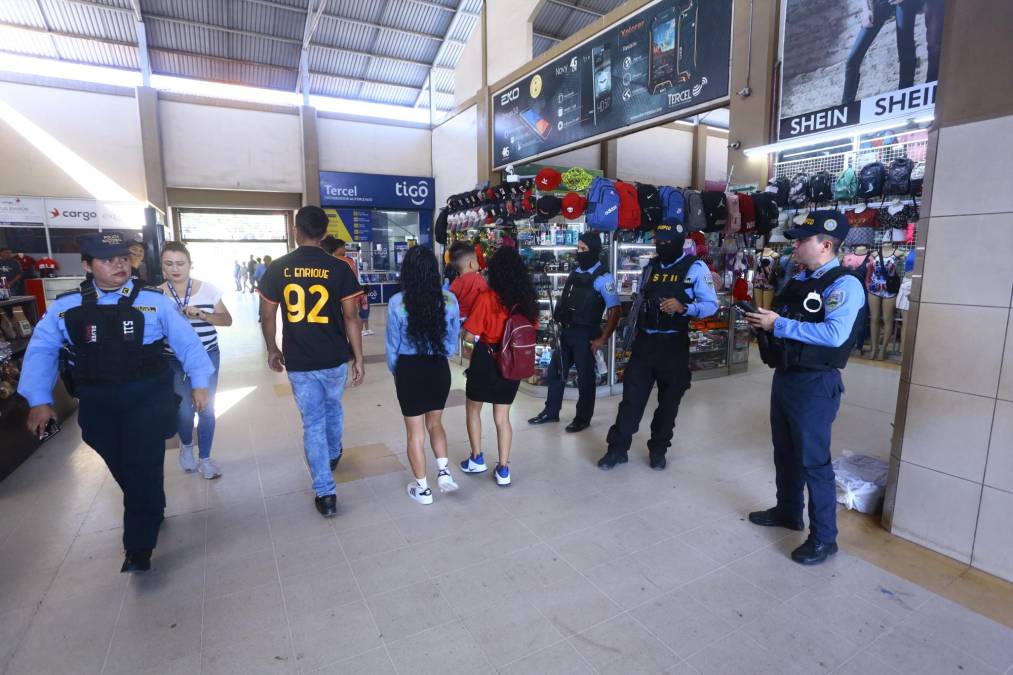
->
xmin=543 ymin=325 xmax=598 ymax=423
xmin=606 ymin=332 xmax=691 ymax=458
xmin=77 ymin=371 xmax=177 ymax=551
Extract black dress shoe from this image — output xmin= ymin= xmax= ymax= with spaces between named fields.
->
xmin=121 ymin=549 xmax=152 ymax=573
xmin=791 ymin=536 xmax=838 ymax=565
xmin=649 ymin=455 xmax=667 ymax=470
xmin=597 ymin=451 xmax=628 ymax=470
xmin=565 ymin=420 xmax=590 ymax=433
xmin=315 ymin=494 xmax=337 ymax=518
xmin=528 ymin=412 xmax=560 ymax=425
xmin=747 ymin=507 xmax=805 ymax=531
xmin=330 ymin=453 xmax=342 ymax=472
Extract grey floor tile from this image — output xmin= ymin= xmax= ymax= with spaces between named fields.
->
xmin=461 ymin=595 xmax=564 ymax=666
xmin=366 ymin=580 xmax=457 ymax=643
xmin=387 ymin=620 xmax=492 ymax=675
xmin=204 ymin=545 xmax=279 ymax=599
xmin=569 ymin=613 xmax=680 ymax=675
xmin=825 ymin=557 xmax=936 ymax=617
xmin=832 ymin=650 xmax=902 ymax=675
xmin=728 ymin=544 xmax=822 ymax=601
xmin=630 ymin=588 xmax=735 ymax=660
xmin=350 ymin=545 xmax=431 ymax=597
xmin=412 ymin=518 xmax=533 ymax=577
xmin=682 ymin=568 xmax=781 ymax=629
xmin=316 ymin=647 xmax=397 ymax=675
xmin=682 ymin=513 xmax=800 ymax=567
xmin=201 ymin=626 xmax=296 ymax=675
xmin=524 ymin=574 xmax=623 ymax=638
xmin=499 ymin=640 xmax=593 ymax=675
xmin=274 ymin=532 xmax=346 ymax=581
xmin=901 ymin=597 xmax=1013 ymax=672
xmin=336 ymin=521 xmax=409 ymax=561
xmin=288 ymin=599 xmax=383 ymax=672
xmin=281 ymin=568 xmax=363 ymax=619
xmin=103 ymin=597 xmax=203 ymax=675
xmin=739 ymin=603 xmax=861 ymax=673
xmin=868 ymin=625 xmax=1000 ymax=675
xmin=0 ymin=605 xmax=37 ymax=669
xmin=202 ymin=580 xmax=288 ymax=646
xmin=784 ymin=584 xmax=902 ymax=648
xmin=686 ymin=631 xmax=807 ymax=675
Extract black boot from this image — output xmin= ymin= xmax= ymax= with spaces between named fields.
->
xmin=790 ymin=535 xmax=838 ymax=565
xmin=121 ymin=549 xmax=152 ymax=573
xmin=315 ymin=494 xmax=337 ymax=518
xmin=565 ymin=419 xmax=590 ymax=433
xmin=528 ymin=411 xmax=560 ymax=425
xmin=597 ymin=451 xmax=628 ymax=470
xmin=747 ymin=507 xmax=804 ymax=531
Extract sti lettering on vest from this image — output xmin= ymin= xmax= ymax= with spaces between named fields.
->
xmin=284 ymin=268 xmax=330 ymax=279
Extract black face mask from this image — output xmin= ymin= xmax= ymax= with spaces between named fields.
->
xmin=655 ymin=241 xmax=682 ymax=264
xmin=576 ymin=251 xmax=599 ymax=269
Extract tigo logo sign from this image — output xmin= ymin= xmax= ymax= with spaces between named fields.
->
xmin=320 ymin=172 xmax=435 ymax=210
xmin=395 ymin=180 xmax=430 ymax=206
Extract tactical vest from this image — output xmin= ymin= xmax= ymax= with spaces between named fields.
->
xmin=63 ymin=280 xmax=167 ymax=385
xmin=638 ymin=256 xmax=697 ymax=332
xmin=554 ymin=265 xmax=607 ymax=328
xmin=760 ymin=266 xmax=864 ymax=371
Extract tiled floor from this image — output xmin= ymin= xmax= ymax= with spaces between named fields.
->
xmin=2 ymin=291 xmax=1011 ymax=675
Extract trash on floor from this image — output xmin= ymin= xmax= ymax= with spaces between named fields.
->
xmin=833 ymin=451 xmax=889 ymax=514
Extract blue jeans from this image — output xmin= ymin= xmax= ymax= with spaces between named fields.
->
xmin=842 ymin=0 xmax=923 ymax=104
xmin=170 ymin=348 xmax=220 ymax=459
xmin=288 ymin=364 xmax=346 ymax=497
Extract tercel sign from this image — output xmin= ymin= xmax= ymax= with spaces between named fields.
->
xmin=319 ymin=172 xmax=435 ymax=210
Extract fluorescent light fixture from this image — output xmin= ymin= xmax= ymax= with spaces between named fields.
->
xmin=0 ymin=53 xmax=141 ymax=88
xmin=914 ymin=115 xmax=934 ymax=124
xmin=781 ymin=142 xmax=854 ymax=159
xmin=743 ymin=119 xmax=911 ymax=157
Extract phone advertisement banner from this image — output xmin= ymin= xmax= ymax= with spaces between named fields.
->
xmin=779 ymin=0 xmax=944 ymax=140
xmin=492 ymin=0 xmax=732 ymax=170
xmin=0 ymin=196 xmax=45 ymax=225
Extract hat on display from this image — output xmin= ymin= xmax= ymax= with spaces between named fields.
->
xmin=784 ymin=209 xmax=850 ymax=241
xmin=78 ymin=232 xmax=134 ymax=258
xmin=536 ymin=195 xmax=562 ymax=218
xmin=562 ymin=167 xmax=594 ymax=192
xmin=535 ymin=167 xmax=562 ymax=191
xmin=561 ymin=192 xmax=587 ymax=219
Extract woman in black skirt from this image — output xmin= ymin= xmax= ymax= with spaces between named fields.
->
xmin=459 ymin=246 xmax=539 ymax=487
xmin=386 ymin=246 xmax=462 ymax=505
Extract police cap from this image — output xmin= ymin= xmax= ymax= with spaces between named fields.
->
xmin=78 ymin=232 xmax=135 ymax=258
xmin=654 ymin=222 xmax=687 ymax=243
xmin=784 ymin=210 xmax=850 ymax=241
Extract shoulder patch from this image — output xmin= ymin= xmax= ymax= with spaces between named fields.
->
xmin=826 ymin=288 xmax=846 ymax=312
xmin=603 ymin=280 xmax=617 ymax=295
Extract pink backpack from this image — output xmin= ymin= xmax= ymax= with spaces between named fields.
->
xmin=496 ymin=307 xmax=536 ymax=380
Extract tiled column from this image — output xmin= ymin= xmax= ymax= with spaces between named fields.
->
xmin=883 ymin=0 xmax=1013 ymax=582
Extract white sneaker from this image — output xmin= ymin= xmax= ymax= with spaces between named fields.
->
xmin=197 ymin=458 xmax=222 ymax=480
xmin=178 ymin=445 xmax=197 ymax=473
xmin=437 ymin=468 xmax=459 ymax=493
xmin=407 ymin=483 xmax=433 ymax=505
xmin=363 ymin=329 xmax=375 ymax=336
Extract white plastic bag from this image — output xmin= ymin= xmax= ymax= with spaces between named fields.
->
xmin=833 ymin=451 xmax=889 ymax=514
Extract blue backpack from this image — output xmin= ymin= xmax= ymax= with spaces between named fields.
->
xmin=586 ymin=177 xmax=620 ymax=231
xmin=659 ymin=185 xmax=685 ymax=225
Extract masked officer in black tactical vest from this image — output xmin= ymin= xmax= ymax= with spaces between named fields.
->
xmin=744 ymin=210 xmax=866 ymax=565
xmin=529 ymin=232 xmax=621 ymax=432
xmin=19 ymin=232 xmax=214 ymax=573
xmin=598 ymin=222 xmax=719 ymax=470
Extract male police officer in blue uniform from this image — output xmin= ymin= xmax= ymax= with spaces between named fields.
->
xmin=599 ymin=222 xmax=718 ymax=470
xmin=744 ymin=210 xmax=865 ymax=565
xmin=19 ymin=232 xmax=214 ymax=573
xmin=529 ymin=232 xmax=621 ymax=432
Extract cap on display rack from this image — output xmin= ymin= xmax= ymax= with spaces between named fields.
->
xmin=77 ymin=232 xmax=135 ymax=258
xmin=562 ymin=167 xmax=594 ymax=192
xmin=535 ymin=167 xmax=562 ymax=191
xmin=561 ymin=192 xmax=587 ymax=219
xmin=784 ymin=209 xmax=850 ymax=241
xmin=536 ymin=195 xmax=562 ymax=218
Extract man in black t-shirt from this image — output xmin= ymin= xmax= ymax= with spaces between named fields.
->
xmin=259 ymin=206 xmax=365 ymax=518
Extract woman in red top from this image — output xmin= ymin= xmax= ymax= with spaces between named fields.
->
xmin=459 ymin=246 xmax=538 ymax=486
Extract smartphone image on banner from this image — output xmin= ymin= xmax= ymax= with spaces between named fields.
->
xmin=592 ymin=44 xmax=613 ymax=124
xmin=649 ymin=7 xmax=677 ymax=94
xmin=677 ymin=0 xmax=698 ymax=84
xmin=519 ymin=108 xmax=551 ymax=140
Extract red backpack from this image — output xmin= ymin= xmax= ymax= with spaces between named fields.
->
xmin=614 ymin=180 xmax=642 ymax=230
xmin=496 ymin=307 xmax=537 ymax=380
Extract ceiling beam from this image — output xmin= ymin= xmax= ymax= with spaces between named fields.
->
xmin=126 ymin=0 xmax=151 ymax=86
xmin=545 ymin=0 xmax=604 ymax=17
xmin=298 ymin=0 xmax=328 ymax=102
xmin=534 ymin=31 xmax=562 ymax=43
xmin=414 ymin=0 xmax=470 ymax=108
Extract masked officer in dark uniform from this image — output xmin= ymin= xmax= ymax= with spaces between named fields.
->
xmin=744 ymin=211 xmax=865 ymax=565
xmin=19 ymin=232 xmax=214 ymax=573
xmin=529 ymin=232 xmax=621 ymax=432
xmin=598 ymin=222 xmax=718 ymax=470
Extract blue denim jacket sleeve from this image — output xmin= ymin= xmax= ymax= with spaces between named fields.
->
xmin=386 ymin=294 xmax=404 ymax=374
xmin=443 ymin=292 xmax=461 ymax=358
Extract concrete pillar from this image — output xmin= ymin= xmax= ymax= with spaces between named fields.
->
xmin=299 ymin=106 xmax=319 ymax=207
xmin=600 ymin=139 xmax=618 ymax=179
xmin=883 ymin=0 xmax=1013 ymax=582
xmin=690 ymin=124 xmax=708 ymax=188
xmin=135 ymin=86 xmax=166 ymax=214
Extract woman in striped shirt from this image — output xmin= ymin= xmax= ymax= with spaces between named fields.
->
xmin=160 ymin=242 xmax=232 ymax=479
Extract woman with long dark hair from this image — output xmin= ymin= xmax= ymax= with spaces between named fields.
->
xmin=386 ymin=246 xmax=462 ymax=505
xmin=459 ymin=245 xmax=538 ymax=486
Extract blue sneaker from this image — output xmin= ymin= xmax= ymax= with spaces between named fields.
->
xmin=495 ymin=464 xmax=511 ymax=487
xmin=460 ymin=453 xmax=487 ymax=473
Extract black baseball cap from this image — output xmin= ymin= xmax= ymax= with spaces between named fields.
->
xmin=784 ymin=210 xmax=850 ymax=241
xmin=654 ymin=222 xmax=687 ymax=243
xmin=536 ymin=195 xmax=562 ymax=219
xmin=77 ymin=232 xmax=133 ymax=258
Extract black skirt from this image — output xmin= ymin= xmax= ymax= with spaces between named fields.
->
xmin=465 ymin=341 xmax=520 ymax=405
xmin=394 ymin=354 xmax=451 ymax=417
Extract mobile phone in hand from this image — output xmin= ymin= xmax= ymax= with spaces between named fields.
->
xmin=735 ymin=300 xmax=759 ymax=315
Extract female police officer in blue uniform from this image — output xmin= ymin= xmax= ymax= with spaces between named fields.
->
xmin=598 ymin=222 xmax=718 ymax=471
xmin=744 ymin=211 xmax=865 ymax=565
xmin=19 ymin=232 xmax=214 ymax=573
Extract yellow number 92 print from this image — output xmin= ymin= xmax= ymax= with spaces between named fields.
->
xmin=283 ymin=283 xmax=330 ymax=323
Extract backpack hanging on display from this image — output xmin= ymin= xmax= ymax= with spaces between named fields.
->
xmin=750 ymin=192 xmax=779 ymax=235
xmin=788 ymin=173 xmax=810 ymax=208
xmin=659 ymin=185 xmax=686 ymax=225
xmin=635 ymin=182 xmax=662 ymax=230
xmin=857 ymin=162 xmax=887 ymax=200
xmin=585 ymin=177 xmax=620 ymax=231
xmin=614 ymin=180 xmax=642 ymax=230
xmin=682 ymin=189 xmax=707 ymax=231
xmin=435 ymin=207 xmax=449 ymax=245
xmin=701 ymin=191 xmax=728 ymax=233
xmin=723 ymin=192 xmax=741 ymax=234
xmin=767 ymin=177 xmax=791 ymax=208
xmin=810 ymin=170 xmax=834 ymax=204
xmin=885 ymin=157 xmax=915 ymax=196
xmin=833 ymin=167 xmax=858 ymax=201
xmin=496 ymin=307 xmax=537 ymax=380
xmin=910 ymin=161 xmax=926 ymax=196
xmin=737 ymin=193 xmax=757 ymax=232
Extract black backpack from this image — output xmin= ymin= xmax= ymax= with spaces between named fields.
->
xmin=810 ymin=170 xmax=834 ymax=204
xmin=788 ymin=173 xmax=810 ymax=208
xmin=885 ymin=157 xmax=915 ymax=196
xmin=750 ymin=192 xmax=779 ymax=235
xmin=635 ymin=182 xmax=662 ymax=231
xmin=857 ymin=162 xmax=887 ymax=200
xmin=434 ymin=207 xmax=449 ymax=245
xmin=768 ymin=177 xmax=791 ymax=208
xmin=701 ymin=191 xmax=728 ymax=233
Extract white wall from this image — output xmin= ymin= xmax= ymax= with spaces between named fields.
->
xmin=706 ymin=134 xmax=730 ymax=184
xmin=617 ymin=125 xmax=694 ymax=186
xmin=540 ymin=144 xmax=602 ymax=171
xmin=432 ymin=106 xmax=478 ymax=209
xmin=160 ymin=100 xmax=303 ymax=192
xmin=487 ymin=1 xmax=540 ymax=87
xmin=454 ymin=27 xmax=484 ymax=107
xmin=318 ymin=117 xmax=432 ymax=177
xmin=0 ymin=81 xmax=145 ymax=200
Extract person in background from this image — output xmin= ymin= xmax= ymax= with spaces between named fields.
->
xmin=322 ymin=236 xmax=357 ymax=276
xmin=255 ymin=256 xmax=272 ymax=323
xmin=19 ymin=232 xmax=213 ymax=572
xmin=128 ymin=241 xmax=148 ymax=282
xmin=360 ymin=291 xmax=373 ymax=336
xmin=448 ymin=240 xmax=487 ymax=323
xmin=160 ymin=242 xmax=233 ymax=480
xmin=459 ymin=246 xmax=539 ymax=487
xmin=233 ymin=260 xmax=243 ymax=292
xmin=259 ymin=206 xmax=365 ymax=518
xmin=0 ymin=247 xmax=23 ymax=295
xmin=246 ymin=255 xmax=257 ymax=292
xmin=386 ymin=246 xmax=461 ymax=505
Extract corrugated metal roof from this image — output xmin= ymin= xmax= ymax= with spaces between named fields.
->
xmin=0 ymin=0 xmax=482 ymax=113
xmin=532 ymin=0 xmax=627 ymax=57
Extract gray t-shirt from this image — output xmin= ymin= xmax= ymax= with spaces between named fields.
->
xmin=0 ymin=259 xmax=21 ymax=287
